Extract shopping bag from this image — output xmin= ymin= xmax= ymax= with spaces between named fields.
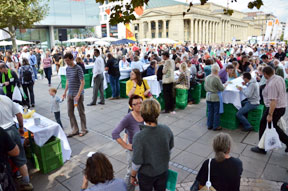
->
xmin=258 ymin=129 xmax=266 ymax=149
xmin=12 ymin=86 xmax=22 ymax=101
xmin=264 ymin=123 xmax=282 ymax=151
xmin=19 ymin=87 xmax=27 ymax=100
xmin=166 ymin=169 xmax=178 ymax=191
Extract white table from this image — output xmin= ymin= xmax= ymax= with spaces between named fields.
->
xmin=23 ymin=113 xmax=72 ymax=163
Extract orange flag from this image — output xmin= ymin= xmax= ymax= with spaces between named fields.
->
xmin=134 ymin=6 xmax=144 ymax=16
xmin=125 ymin=24 xmax=136 ymax=41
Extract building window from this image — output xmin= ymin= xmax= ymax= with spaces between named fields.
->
xmin=152 ymin=32 xmax=155 ymax=38
xmin=159 ymin=32 xmax=162 ymax=38
xmin=166 ymin=32 xmax=169 ymax=38
xmin=151 ymin=22 xmax=155 ymax=30
xmin=134 ymin=25 xmax=138 ymax=31
xmin=135 ymin=33 xmax=138 ymax=40
xmin=166 ymin=21 xmax=169 ymax=29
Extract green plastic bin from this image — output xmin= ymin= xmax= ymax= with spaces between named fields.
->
xmin=61 ymin=75 xmax=66 ymax=89
xmin=84 ymin=74 xmax=92 ymax=89
xmin=32 ymin=137 xmax=63 ymax=174
xmin=247 ymin=104 xmax=264 ymax=132
xmin=190 ymin=83 xmax=201 ymax=104
xmin=120 ymin=80 xmax=129 ymax=98
xmin=176 ymin=88 xmax=188 ymax=109
xmin=166 ymin=169 xmax=178 ymax=191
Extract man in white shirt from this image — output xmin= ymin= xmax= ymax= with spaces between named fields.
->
xmin=87 ymin=49 xmax=105 ymax=106
xmin=19 ymin=46 xmax=30 ymax=64
xmin=0 ymin=95 xmax=33 ymax=190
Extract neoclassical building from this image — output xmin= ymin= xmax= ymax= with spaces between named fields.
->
xmin=132 ymin=0 xmax=265 ymax=43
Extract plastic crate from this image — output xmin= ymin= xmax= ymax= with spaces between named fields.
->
xmin=120 ymin=80 xmax=129 ymax=98
xmin=190 ymin=83 xmax=201 ymax=104
xmin=153 ymin=94 xmax=165 ymax=111
xmin=84 ymin=74 xmax=92 ymax=89
xmin=98 ymin=83 xmax=112 ymax=99
xmin=166 ymin=169 xmax=178 ymax=191
xmin=247 ymin=104 xmax=264 ymax=132
xmin=60 ymin=75 xmax=66 ymax=89
xmin=201 ymin=81 xmax=206 ymax=98
xmin=176 ymin=89 xmax=188 ymax=109
xmin=220 ymin=104 xmax=239 ymax=130
xmin=32 ymin=137 xmax=63 ymax=174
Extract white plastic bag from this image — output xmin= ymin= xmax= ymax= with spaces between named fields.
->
xmin=277 ymin=117 xmax=287 ymax=132
xmin=12 ymin=86 xmax=22 ymax=101
xmin=264 ymin=123 xmax=282 ymax=151
xmin=258 ymin=129 xmax=266 ymax=149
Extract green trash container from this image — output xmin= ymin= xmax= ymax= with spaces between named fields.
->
xmin=190 ymin=83 xmax=201 ymax=104
xmin=84 ymin=74 xmax=92 ymax=89
xmin=60 ymin=75 xmax=66 ymax=89
xmin=176 ymin=88 xmax=188 ymax=109
xmin=220 ymin=104 xmax=239 ymax=130
xmin=120 ymin=80 xmax=129 ymax=98
xmin=166 ymin=169 xmax=178 ymax=191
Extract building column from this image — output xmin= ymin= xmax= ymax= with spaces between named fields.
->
xmin=190 ymin=18 xmax=194 ymax=43
xmin=147 ymin=21 xmax=151 ymax=38
xmin=49 ymin=26 xmax=55 ymax=48
xmin=199 ymin=20 xmax=202 ymax=44
xmin=195 ymin=19 xmax=198 ymax=43
xmin=206 ymin=20 xmax=209 ymax=44
xmin=212 ymin=21 xmax=215 ymax=44
xmin=209 ymin=21 xmax=212 ymax=44
xmin=163 ymin=20 xmax=167 ymax=38
xmin=155 ymin=20 xmax=159 ymax=38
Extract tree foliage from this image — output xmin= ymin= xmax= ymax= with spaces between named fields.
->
xmin=96 ymin=0 xmax=264 ymax=24
xmin=0 ymin=0 xmax=49 ymax=51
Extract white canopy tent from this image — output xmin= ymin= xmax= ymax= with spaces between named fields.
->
xmin=84 ymin=37 xmax=99 ymax=42
xmin=0 ymin=40 xmax=34 ymax=46
xmin=147 ymin=38 xmax=177 ymax=44
xmin=139 ymin=38 xmax=151 ymax=42
xmin=65 ymin=38 xmax=84 ymax=43
xmin=93 ymin=40 xmax=110 ymax=46
xmin=101 ymin=37 xmax=118 ymax=42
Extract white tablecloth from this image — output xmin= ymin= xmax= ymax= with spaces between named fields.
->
xmin=23 ymin=113 xmax=71 ymax=163
xmin=222 ymin=71 xmax=256 ymax=109
xmin=144 ymin=71 xmax=180 ymax=98
xmin=58 ymin=64 xmax=94 ymax=76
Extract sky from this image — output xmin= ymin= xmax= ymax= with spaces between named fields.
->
xmin=177 ymin=0 xmax=288 ymax=22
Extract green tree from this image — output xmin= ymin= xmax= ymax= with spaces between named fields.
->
xmin=96 ymin=0 xmax=264 ymax=25
xmin=0 ymin=0 xmax=49 ymax=51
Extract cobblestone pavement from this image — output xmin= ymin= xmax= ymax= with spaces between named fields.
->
xmin=29 ymin=76 xmax=288 ymax=191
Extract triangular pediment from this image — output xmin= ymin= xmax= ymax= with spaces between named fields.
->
xmin=141 ymin=10 xmax=171 ymax=17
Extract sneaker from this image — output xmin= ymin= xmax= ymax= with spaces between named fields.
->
xmin=98 ymin=102 xmax=105 ymax=105
xmin=170 ymin=111 xmax=176 ymax=114
xmin=108 ymin=97 xmax=117 ymax=100
xmin=87 ymin=103 xmax=96 ymax=106
xmin=242 ymin=128 xmax=254 ymax=132
xmin=19 ymin=182 xmax=33 ymax=191
xmin=251 ymin=146 xmax=267 ymax=154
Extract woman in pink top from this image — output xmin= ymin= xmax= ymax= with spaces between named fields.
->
xmin=42 ymin=51 xmax=53 ymax=86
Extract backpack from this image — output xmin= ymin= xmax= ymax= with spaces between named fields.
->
xmin=23 ymin=67 xmax=32 ymax=83
xmin=0 ymin=162 xmax=16 ymax=191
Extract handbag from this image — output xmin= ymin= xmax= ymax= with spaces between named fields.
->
xmin=200 ymin=158 xmax=216 ymax=191
xmin=143 ymin=80 xmax=152 ymax=98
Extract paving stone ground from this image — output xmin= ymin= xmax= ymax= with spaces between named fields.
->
xmin=29 ymin=76 xmax=288 ymax=191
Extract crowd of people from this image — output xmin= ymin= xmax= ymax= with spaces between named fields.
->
xmin=0 ymin=41 xmax=288 ymax=191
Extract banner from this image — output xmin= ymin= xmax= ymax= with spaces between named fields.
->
xmin=284 ymin=19 xmax=288 ymax=41
xmin=125 ymin=23 xmax=136 ymax=41
xmin=264 ymin=20 xmax=273 ymax=41
xmin=0 ymin=28 xmax=10 ymax=40
xmin=271 ymin=19 xmax=280 ymax=41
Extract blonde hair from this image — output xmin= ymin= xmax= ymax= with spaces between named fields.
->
xmin=180 ymin=62 xmax=187 ymax=72
xmin=213 ymin=133 xmax=232 ymax=162
xmin=141 ymin=99 xmax=161 ymax=124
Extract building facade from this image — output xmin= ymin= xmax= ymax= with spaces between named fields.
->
xmin=16 ymin=0 xmax=100 ymax=48
xmin=132 ymin=1 xmax=266 ymax=43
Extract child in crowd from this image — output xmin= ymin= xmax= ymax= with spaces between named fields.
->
xmin=49 ymin=88 xmax=63 ymax=128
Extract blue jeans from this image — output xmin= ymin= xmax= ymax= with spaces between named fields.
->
xmin=44 ymin=67 xmax=52 ymax=85
xmin=207 ymin=101 xmax=220 ymax=129
xmin=54 ymin=111 xmax=63 ymax=128
xmin=32 ymin=65 xmax=38 ymax=79
xmin=109 ymin=75 xmax=120 ymax=98
xmin=236 ymin=100 xmax=258 ymax=130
